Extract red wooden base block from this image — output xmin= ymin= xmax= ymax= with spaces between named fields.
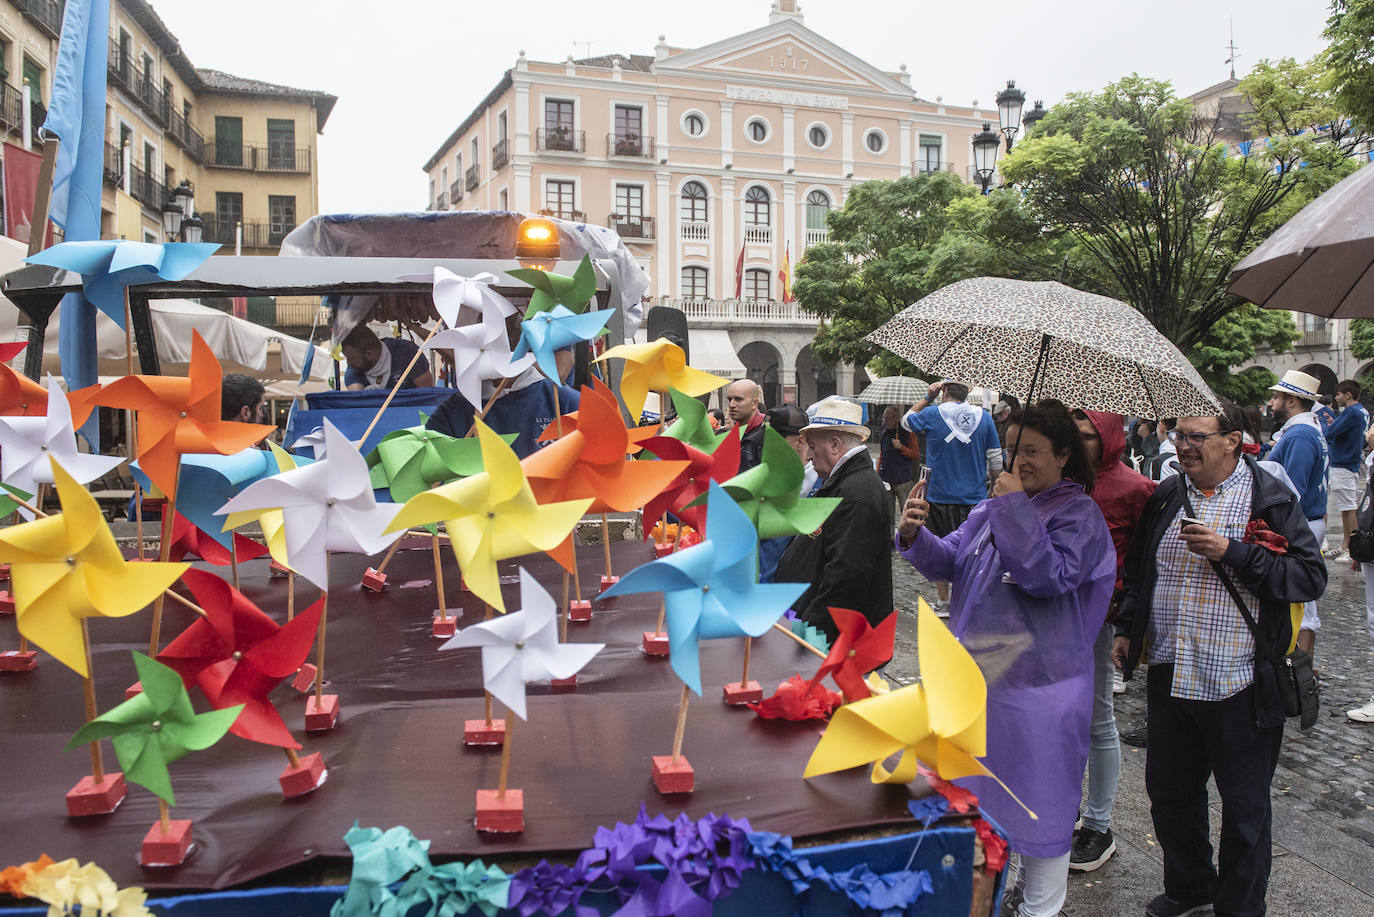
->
xmin=463 ymin=719 xmax=505 ymax=746
xmin=65 ymin=773 xmax=128 ymax=816
xmin=474 ymin=789 xmax=524 ymax=833
xmin=291 ymin=664 xmax=318 ymax=694
xmin=141 ymin=819 xmax=193 ymax=867
xmin=599 ymin=575 xmax=619 ymax=593
xmin=360 ymin=567 xmax=388 ymax=591
xmin=549 ymin=675 xmax=577 ymax=691
xmin=652 ymin=542 xmax=674 ymax=558
xmin=278 ymin=752 xmax=328 ymax=798
xmin=723 ymin=680 xmax=763 ymax=705
xmin=0 ymin=591 xmax=14 ymax=614
xmin=651 ymin=755 xmax=694 ymax=794
xmin=568 ymin=600 xmax=592 ymax=622
xmin=0 ymin=563 xmax=10 ymax=580
xmin=304 ymin=694 xmax=339 ymax=731
xmin=125 ymin=681 xmax=143 ymax=700
xmin=0 ymin=650 xmax=38 ymax=671
xmin=642 ymin=632 xmax=670 ymax=656
xmin=432 ymin=615 xmax=457 ymax=638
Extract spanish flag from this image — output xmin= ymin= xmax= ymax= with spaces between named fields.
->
xmin=778 ymin=242 xmax=794 ymax=302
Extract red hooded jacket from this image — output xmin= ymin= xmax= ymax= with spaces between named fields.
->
xmin=1084 ymin=410 xmax=1156 ymax=588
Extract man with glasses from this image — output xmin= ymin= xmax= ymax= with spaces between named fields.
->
xmin=1111 ymin=404 xmax=1326 ymax=917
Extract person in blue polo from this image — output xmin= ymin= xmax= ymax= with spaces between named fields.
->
xmin=1265 ymin=369 xmax=1330 ymax=660
xmin=1316 ymin=380 xmax=1369 ymax=562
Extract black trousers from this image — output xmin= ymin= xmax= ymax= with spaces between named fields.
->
xmin=1145 ymin=664 xmax=1284 ymax=917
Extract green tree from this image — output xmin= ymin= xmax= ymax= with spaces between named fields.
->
xmin=1323 ymin=0 xmax=1374 ymax=131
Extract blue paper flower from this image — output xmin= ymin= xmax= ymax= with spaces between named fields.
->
xmin=27 ymin=239 xmax=220 ymax=324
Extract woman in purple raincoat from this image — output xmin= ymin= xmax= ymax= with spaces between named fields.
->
xmin=896 ymin=399 xmax=1114 ymax=917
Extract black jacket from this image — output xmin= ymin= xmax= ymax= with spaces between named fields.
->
xmin=1115 ymin=456 xmax=1326 ymax=682
xmin=738 ymin=419 xmax=766 ymax=472
xmin=775 ymin=448 xmax=894 ymax=642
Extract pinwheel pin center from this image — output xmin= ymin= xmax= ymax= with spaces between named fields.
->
xmin=66 ymin=556 xmax=75 ymax=566
xmin=515 ymin=641 xmax=525 ymax=650
xmin=232 ymin=651 xmax=242 ymax=660
xmin=150 ymin=721 xmax=162 ymax=732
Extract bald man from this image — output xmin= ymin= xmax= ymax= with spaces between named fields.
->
xmin=727 ymin=378 xmax=767 ymax=471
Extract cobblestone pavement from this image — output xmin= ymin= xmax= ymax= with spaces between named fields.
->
xmin=887 ymin=524 xmax=1374 ymax=916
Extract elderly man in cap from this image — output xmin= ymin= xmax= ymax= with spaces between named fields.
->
xmin=1265 ymin=369 xmax=1331 ymax=658
xmin=775 ymin=398 xmax=893 ymax=641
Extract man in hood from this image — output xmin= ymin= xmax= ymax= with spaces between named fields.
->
xmin=1071 ymin=409 xmax=1155 ymax=873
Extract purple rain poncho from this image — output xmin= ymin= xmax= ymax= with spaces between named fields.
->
xmin=897 ymin=479 xmax=1114 ymax=857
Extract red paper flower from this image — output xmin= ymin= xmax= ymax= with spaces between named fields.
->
xmin=157 ymin=568 xmax=323 ymax=749
xmin=167 ymin=512 xmax=269 ymax=566
xmin=807 ymin=607 xmax=896 ymax=702
xmin=1243 ymin=519 xmax=1288 ymax=555
xmin=974 ymin=818 xmax=1008 ymax=874
xmin=748 ymin=674 xmax=842 ymax=721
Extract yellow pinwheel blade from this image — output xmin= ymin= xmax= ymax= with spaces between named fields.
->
xmin=16 ymin=575 xmax=95 ymax=675
xmin=79 ymin=559 xmax=189 ymax=619
xmin=803 ymin=685 xmax=931 ymax=779
xmin=917 ymin=596 xmax=988 ymax=758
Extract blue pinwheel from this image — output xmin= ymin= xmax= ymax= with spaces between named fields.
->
xmin=27 ymin=240 xmax=219 ymax=323
xmin=511 ymin=305 xmax=616 ymax=382
xmin=600 ymin=480 xmax=805 ymax=695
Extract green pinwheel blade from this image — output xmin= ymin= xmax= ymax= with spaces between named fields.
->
xmin=0 ymin=482 xmax=34 ymax=517
xmin=65 ymin=691 xmax=159 ymax=749
xmin=166 ymin=703 xmax=244 ymax=754
xmin=509 ymin=254 xmax=596 ymax=317
xmin=757 ymin=426 xmax=805 ymax=495
xmin=112 ymin=729 xmax=177 ymax=804
xmin=663 ymin=388 xmax=722 ymax=451
xmin=134 ymin=649 xmax=197 ymax=720
xmin=758 ymin=495 xmax=842 ymax=539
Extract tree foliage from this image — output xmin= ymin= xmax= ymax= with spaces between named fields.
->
xmin=1350 ymin=318 xmax=1374 ymax=360
xmin=1323 ymin=0 xmax=1374 ymax=132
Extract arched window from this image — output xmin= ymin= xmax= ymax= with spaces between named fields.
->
xmin=744 ymin=186 xmax=771 ymax=227
xmin=805 ymin=190 xmax=831 ymax=230
xmin=681 ymin=181 xmax=708 ymax=223
xmin=681 ymin=265 xmax=708 ymax=299
xmin=744 ymin=268 xmax=770 ymax=301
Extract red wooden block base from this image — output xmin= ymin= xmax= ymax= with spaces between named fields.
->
xmin=568 ymin=600 xmax=592 ymax=622
xmin=651 ymin=755 xmax=694 ymax=794
xmin=140 ymin=819 xmax=193 ymax=867
xmin=642 ymin=632 xmax=670 ymax=656
xmin=0 ymin=650 xmax=38 ymax=671
xmin=65 ymin=773 xmax=128 ymax=816
xmin=125 ymin=681 xmax=143 ymax=700
xmin=599 ymin=575 xmax=619 ymax=593
xmin=432 ymin=615 xmax=457 ymax=638
xmin=0 ymin=562 xmax=10 ymax=580
xmin=652 ymin=542 xmax=674 ymax=558
xmin=304 ymin=694 xmax=339 ymax=731
xmin=723 ymin=680 xmax=763 ymax=705
xmin=474 ymin=789 xmax=524 ymax=833
xmin=0 ymin=591 xmax=14 ymax=614
xmin=291 ymin=664 xmax=318 ymax=694
xmin=360 ymin=567 xmax=388 ymax=591
xmin=463 ymin=719 xmax=506 ymax=746
xmin=550 ymin=675 xmax=577 ymax=691
xmin=278 ymin=752 xmax=328 ymax=798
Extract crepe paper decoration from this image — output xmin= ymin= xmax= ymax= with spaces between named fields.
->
xmin=164 ymin=513 xmax=268 ymax=566
xmin=507 ymin=254 xmax=597 ymax=317
xmin=158 ymin=569 xmax=324 ymax=748
xmin=217 ymin=419 xmax=403 ymax=591
xmin=82 ymin=331 xmax=274 ymax=500
xmin=333 ymin=822 xmax=510 ymax=917
xmin=0 ymin=853 xmax=54 ymax=898
xmin=594 ymin=339 xmax=730 ymax=422
xmin=441 ymin=568 xmax=602 ymax=719
xmin=512 ymin=304 xmax=616 ymax=384
xmin=65 ymin=651 xmax=242 ymax=805
xmin=601 ymin=481 xmax=805 ymax=695
xmin=640 ymin=426 xmax=741 ymax=534
xmin=0 ymin=459 xmax=189 ymax=676
xmin=747 ymin=674 xmax=842 ymax=721
xmin=26 ymin=239 xmax=219 ymax=324
xmin=386 ymin=420 xmax=592 ymax=612
xmin=920 ymin=766 xmax=980 ymax=814
xmin=974 ymin=818 xmax=1010 ymax=874
xmin=0 ymin=376 xmax=123 ymax=517
xmin=712 ymin=426 xmax=842 ymax=539
xmin=791 ymin=617 xmax=831 ymax=653
xmin=0 ymin=856 xmax=151 ymax=916
xmin=907 ymin=794 xmax=952 ymax=830
xmin=366 ymin=422 xmax=512 ymax=504
xmin=746 ymin=831 xmax=935 ymax=912
xmin=807 ymin=608 xmax=897 ymax=703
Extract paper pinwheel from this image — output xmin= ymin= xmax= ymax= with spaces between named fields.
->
xmin=366 ymin=420 xmax=511 ymax=504
xmin=521 ymin=378 xmax=688 ymax=514
xmin=808 ymin=608 xmax=897 ymax=702
xmin=441 ymin=567 xmax=603 ymax=718
xmin=83 ymin=330 xmax=274 ymax=499
xmin=712 ymin=426 xmax=841 ymax=539
xmin=662 ymin=387 xmax=725 ymax=452
xmin=386 ymin=420 xmax=592 ymax=612
xmin=641 ymin=425 xmax=741 ymax=533
xmin=512 ymin=305 xmax=616 ymax=383
xmin=130 ymin=448 xmax=287 ymax=551
xmin=427 ymin=267 xmax=512 ymax=328
xmin=534 ymin=378 xmax=659 ymax=452
xmin=601 ymin=481 xmax=805 ymax=695
xmin=507 ymin=254 xmax=597 ymax=316
xmin=0 ymin=342 xmax=50 ymax=416
xmin=166 ymin=513 xmax=269 ymax=566
xmin=65 ymin=651 xmax=242 ymax=804
xmin=594 ymin=339 xmax=729 ymax=422
xmin=803 ymin=597 xmax=998 ymax=786
xmin=158 ymin=569 xmax=324 ymax=748
xmin=220 ymin=442 xmax=302 ymax=572
xmin=426 ymin=319 xmax=537 ymax=412
xmin=217 ymin=419 xmax=403 ymax=590
xmin=0 ymin=459 xmax=189 ymax=676
xmin=26 ymin=239 xmax=219 ymax=323
xmin=0 ymin=375 xmax=124 ymax=516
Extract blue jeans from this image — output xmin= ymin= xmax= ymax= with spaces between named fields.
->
xmin=1082 ymin=623 xmax=1120 ymax=833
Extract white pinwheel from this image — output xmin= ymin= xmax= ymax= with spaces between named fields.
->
xmin=216 ymin=418 xmax=402 ymax=590
xmin=0 ymin=376 xmax=123 ymax=517
xmin=425 ymin=315 xmax=536 ymax=412
xmin=440 ymin=567 xmax=603 ymax=719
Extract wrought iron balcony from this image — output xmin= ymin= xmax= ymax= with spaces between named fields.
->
xmin=607 ymin=133 xmax=655 ymax=159
xmin=106 ymin=41 xmax=166 ymax=126
xmin=537 ymin=127 xmax=585 ymax=153
xmin=465 ymin=164 xmax=480 ymax=191
xmin=434 ymin=191 xmax=449 ymax=210
xmin=450 ymin=179 xmax=464 ymax=203
xmin=492 ymin=138 xmax=509 ymax=170
xmin=205 ymin=142 xmax=311 ymax=173
xmin=913 ymin=160 xmax=955 ymax=174
xmin=199 ymin=218 xmax=295 ymax=249
xmin=165 ymin=107 xmax=205 ymax=162
xmin=103 ymin=142 xmax=123 ymax=187
xmin=15 ymin=0 xmax=62 ymax=38
xmin=127 ymin=165 xmax=167 ymax=212
xmin=609 ymin=214 xmax=655 ymax=240
xmin=538 ymin=208 xmax=587 ymax=223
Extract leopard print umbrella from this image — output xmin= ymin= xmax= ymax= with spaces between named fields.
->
xmin=866 ymin=277 xmax=1220 ymax=420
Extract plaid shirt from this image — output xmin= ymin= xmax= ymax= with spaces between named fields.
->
xmin=1146 ymin=461 xmax=1260 ymax=701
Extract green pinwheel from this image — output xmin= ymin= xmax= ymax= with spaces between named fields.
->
xmin=365 ymin=419 xmax=515 ymax=504
xmin=506 ymin=254 xmax=597 ymax=317
xmin=714 ymin=426 xmax=842 ymax=539
xmin=64 ymin=651 xmax=242 ymax=804
xmin=661 ymin=388 xmax=724 ymax=451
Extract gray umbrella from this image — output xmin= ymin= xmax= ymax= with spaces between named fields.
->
xmin=1229 ymin=162 xmax=1374 ymax=317
xmin=856 ymin=376 xmax=925 ymax=405
xmin=866 ymin=277 xmax=1219 ymax=420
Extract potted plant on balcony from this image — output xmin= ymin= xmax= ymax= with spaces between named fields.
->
xmin=547 ymin=126 xmax=573 ymax=151
xmin=614 ymin=133 xmax=641 ymax=157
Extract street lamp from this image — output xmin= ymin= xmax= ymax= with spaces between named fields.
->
xmin=171 ymin=180 xmax=195 ymax=218
xmin=971 ymin=123 xmax=1001 ymax=193
xmin=162 ymin=180 xmax=201 ymax=242
xmin=160 ymin=199 xmax=183 ymax=241
xmin=995 ymin=80 xmax=1026 ymax=151
xmin=181 ymin=213 xmax=204 ymax=244
xmin=1021 ymin=100 xmax=1047 ymax=139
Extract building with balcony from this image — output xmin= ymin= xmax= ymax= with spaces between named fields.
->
xmin=422 ymin=0 xmax=989 ymax=407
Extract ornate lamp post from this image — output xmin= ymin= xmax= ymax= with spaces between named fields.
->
xmin=996 ymin=80 xmax=1026 ymax=151
xmin=162 ymin=181 xmax=203 ymax=243
xmin=1021 ymin=100 xmax=1047 ymax=139
xmin=971 ymin=123 xmax=1002 ymax=194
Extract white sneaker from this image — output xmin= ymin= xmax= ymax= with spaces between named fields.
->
xmin=1112 ymin=669 xmax=1126 ymax=694
xmin=1348 ymin=696 xmax=1374 ymax=723
xmin=933 ymin=600 xmax=950 ymax=619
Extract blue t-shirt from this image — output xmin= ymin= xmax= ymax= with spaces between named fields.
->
xmin=901 ymin=403 xmax=998 ymax=505
xmin=426 ymin=379 xmax=581 ymax=459
xmin=1317 ymin=403 xmax=1368 ymax=472
xmin=344 ymin=337 xmax=430 ymax=390
xmin=1268 ymin=421 xmax=1329 ymax=520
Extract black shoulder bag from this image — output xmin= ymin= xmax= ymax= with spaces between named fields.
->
xmin=1180 ymin=485 xmax=1319 ymax=731
xmin=1347 ymin=465 xmax=1374 ymax=563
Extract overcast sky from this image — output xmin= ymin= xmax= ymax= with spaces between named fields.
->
xmin=147 ymin=0 xmax=1335 ymax=213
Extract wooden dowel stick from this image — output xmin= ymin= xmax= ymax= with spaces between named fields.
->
xmin=740 ymin=636 xmax=752 ymax=687
xmin=570 ymin=537 xmax=582 ymax=600
xmin=600 ymin=513 xmax=613 ymax=579
xmin=560 ymin=568 xmax=570 ymax=643
xmin=464 ymin=376 xmax=514 ymax=437
xmin=161 ymin=589 xmax=207 ymax=617
xmin=373 ymin=538 xmax=403 ymax=577
xmin=159 ymin=798 xmax=170 ymax=834
xmin=497 ymin=713 xmax=514 ymax=799
xmin=772 ymin=621 xmax=827 ymax=658
xmin=287 ymin=570 xmax=295 ymax=621
xmin=146 ymin=465 xmax=181 ymax=657
xmin=357 ymin=324 xmax=443 ymax=447
xmin=284 ymin=747 xmax=301 ymax=769
xmin=314 ymin=555 xmax=330 ymax=703
xmin=80 ymin=620 xmax=104 ymax=782
xmin=670 ymin=683 xmax=691 ymax=763
xmin=134 ymin=481 xmax=145 ymax=561
xmin=229 ymin=538 xmax=240 ymax=592
xmin=432 ymin=533 xmax=448 ymax=622
xmin=484 ymin=692 xmax=493 ymax=727
xmin=654 ymin=598 xmax=666 ymax=637
xmin=18 ymin=634 xmax=28 ymax=653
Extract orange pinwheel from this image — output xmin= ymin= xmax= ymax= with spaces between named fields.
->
xmin=535 ymin=379 xmax=659 ymax=453
xmin=0 ymin=342 xmax=49 ymax=417
xmin=81 ymin=330 xmax=274 ymax=499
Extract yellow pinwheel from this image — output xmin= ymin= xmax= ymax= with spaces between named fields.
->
xmin=0 ymin=459 xmax=189 ymax=677
xmin=387 ymin=420 xmax=591 ymax=611
xmin=594 ymin=339 xmax=729 ymax=421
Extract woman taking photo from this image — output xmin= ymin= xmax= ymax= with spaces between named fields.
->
xmin=895 ymin=399 xmax=1115 ymax=917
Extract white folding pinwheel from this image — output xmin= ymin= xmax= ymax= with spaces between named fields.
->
xmin=440 ymin=567 xmax=604 ymax=719
xmin=425 ymin=313 xmax=536 ymax=412
xmin=431 ymin=268 xmax=512 ymax=328
xmin=216 ymin=418 xmax=403 ymax=590
xmin=0 ymin=375 xmax=124 ymax=517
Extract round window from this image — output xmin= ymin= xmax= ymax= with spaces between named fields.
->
xmin=746 ymin=118 xmax=769 ymax=143
xmin=864 ymin=130 xmax=886 ymax=153
xmin=683 ymin=112 xmax=706 ymax=138
xmin=807 ymin=124 xmax=828 ymax=148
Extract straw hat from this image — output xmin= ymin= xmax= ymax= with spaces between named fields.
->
xmin=1268 ymin=370 xmax=1322 ymax=402
xmin=800 ymin=397 xmax=870 ymax=442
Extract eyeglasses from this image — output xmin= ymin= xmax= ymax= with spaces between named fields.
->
xmin=1166 ymin=429 xmax=1231 ymax=448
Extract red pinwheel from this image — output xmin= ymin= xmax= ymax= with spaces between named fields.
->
xmin=639 ymin=427 xmax=740 ymax=533
xmin=166 ymin=512 xmax=269 ymax=566
xmin=157 ymin=569 xmax=323 ymax=748
xmin=807 ymin=607 xmax=897 ymax=702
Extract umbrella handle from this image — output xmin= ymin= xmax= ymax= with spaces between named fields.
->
xmin=1008 ymin=333 xmax=1052 ymax=468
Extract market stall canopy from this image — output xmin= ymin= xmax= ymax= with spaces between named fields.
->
xmin=687 ymin=329 xmax=747 ymax=378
